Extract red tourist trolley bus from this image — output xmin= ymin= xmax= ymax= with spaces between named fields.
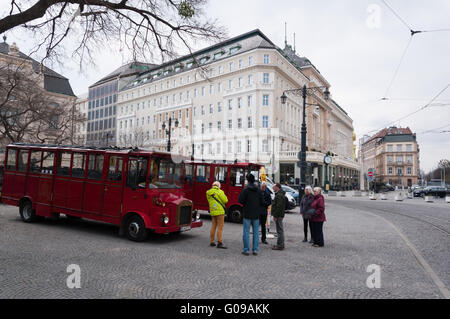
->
xmin=1 ymin=143 xmax=202 ymax=241
xmin=183 ymin=161 xmax=264 ymax=223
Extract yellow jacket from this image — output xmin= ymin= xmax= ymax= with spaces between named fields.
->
xmin=206 ymin=186 xmax=228 ymax=216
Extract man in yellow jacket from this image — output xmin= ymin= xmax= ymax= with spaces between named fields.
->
xmin=206 ymin=181 xmax=228 ymax=249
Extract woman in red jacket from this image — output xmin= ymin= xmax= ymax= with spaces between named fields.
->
xmin=310 ymin=187 xmax=326 ymax=247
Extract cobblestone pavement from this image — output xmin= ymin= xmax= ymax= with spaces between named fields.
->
xmin=0 ymin=199 xmax=447 ymax=299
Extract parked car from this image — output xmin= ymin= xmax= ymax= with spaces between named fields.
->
xmin=266 ymin=183 xmax=296 ymax=211
xmin=281 ymin=185 xmax=299 ymax=205
xmin=422 ymin=186 xmax=447 ymax=198
xmin=413 ymin=187 xmax=425 ymax=197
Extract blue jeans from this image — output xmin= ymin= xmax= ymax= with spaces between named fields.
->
xmin=243 ymin=218 xmax=260 ymax=253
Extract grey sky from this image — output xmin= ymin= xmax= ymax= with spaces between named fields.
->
xmin=2 ymin=0 xmax=449 ymax=172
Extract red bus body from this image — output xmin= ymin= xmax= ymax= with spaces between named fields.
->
xmin=2 ymin=144 xmax=202 ymax=240
xmin=183 ymin=161 xmax=263 ymax=223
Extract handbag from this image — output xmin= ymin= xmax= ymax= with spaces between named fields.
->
xmin=304 ymin=208 xmax=315 ymax=218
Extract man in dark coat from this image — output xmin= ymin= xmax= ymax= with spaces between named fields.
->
xmin=238 ymin=173 xmax=262 ymax=256
xmin=271 ymin=183 xmax=287 ymax=250
xmin=260 ymin=182 xmax=272 ymax=244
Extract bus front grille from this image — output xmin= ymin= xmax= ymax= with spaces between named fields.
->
xmin=178 ymin=206 xmax=192 ymax=226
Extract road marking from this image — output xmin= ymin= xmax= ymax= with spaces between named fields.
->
xmin=363 ymin=210 xmax=450 ymax=299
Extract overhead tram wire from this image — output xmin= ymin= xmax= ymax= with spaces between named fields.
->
xmin=379 ymin=0 xmax=450 ymax=100
xmin=363 ymin=84 xmax=450 ymax=136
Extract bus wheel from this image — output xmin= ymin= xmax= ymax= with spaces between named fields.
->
xmin=229 ymin=207 xmax=243 ymax=224
xmin=19 ymin=201 xmax=38 ymax=223
xmin=125 ymin=215 xmax=148 ymax=242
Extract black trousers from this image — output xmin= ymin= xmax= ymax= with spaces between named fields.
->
xmin=311 ymin=221 xmax=324 ymax=246
xmin=303 ymin=217 xmax=312 ymax=239
xmin=259 ymin=213 xmax=267 ymax=242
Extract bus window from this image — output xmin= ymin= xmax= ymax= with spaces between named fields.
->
xmin=196 ymin=165 xmax=210 ymax=183
xmin=185 ymin=164 xmax=193 ymax=183
xmin=56 ymin=152 xmax=71 ymax=176
xmin=30 ymin=151 xmax=42 ymax=173
xmin=87 ymin=154 xmax=104 ymax=180
xmin=214 ymin=166 xmax=227 ymax=184
xmin=71 ymin=153 xmax=86 ymax=178
xmin=245 ymin=167 xmax=260 ymax=186
xmin=17 ymin=149 xmax=29 ymax=172
xmin=230 ymin=167 xmax=244 ymax=186
xmin=107 ymin=156 xmax=123 ymax=182
xmin=149 ymin=158 xmax=182 ymax=189
xmin=41 ymin=151 xmax=55 ymax=174
xmin=127 ymin=157 xmax=148 ymax=189
xmin=6 ymin=148 xmax=17 ymax=171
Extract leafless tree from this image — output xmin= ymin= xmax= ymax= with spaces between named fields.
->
xmin=0 ymin=0 xmax=226 ymax=69
xmin=0 ymin=61 xmax=85 ymax=147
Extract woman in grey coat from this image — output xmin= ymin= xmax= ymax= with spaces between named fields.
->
xmin=299 ymin=186 xmax=314 ymax=243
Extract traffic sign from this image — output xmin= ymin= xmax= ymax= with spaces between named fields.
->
xmin=368 ymin=171 xmax=373 ymax=177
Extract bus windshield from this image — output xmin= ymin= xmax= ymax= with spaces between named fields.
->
xmin=149 ymin=157 xmax=183 ymax=189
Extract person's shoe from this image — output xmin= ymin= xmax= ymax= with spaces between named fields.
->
xmin=217 ymin=242 xmax=227 ymax=249
xmin=309 ymin=239 xmax=314 ymax=243
xmin=252 ymin=252 xmax=258 ymax=256
xmin=272 ymin=245 xmax=284 ymax=250
xmin=210 ymin=242 xmax=216 ymax=247
xmin=261 ymin=240 xmax=268 ymax=244
xmin=302 ymin=238 xmax=307 ymax=243
xmin=242 ymin=251 xmax=250 ymax=256
xmin=312 ymin=244 xmax=320 ymax=247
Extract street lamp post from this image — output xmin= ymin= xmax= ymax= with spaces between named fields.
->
xmin=162 ymin=117 xmax=179 ymax=152
xmin=281 ymin=84 xmax=330 ymax=197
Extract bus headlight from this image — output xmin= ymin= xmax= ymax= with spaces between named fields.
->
xmin=161 ymin=214 xmax=169 ymax=225
xmin=196 ymin=211 xmax=200 ymax=220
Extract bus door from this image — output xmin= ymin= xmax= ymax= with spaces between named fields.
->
xmin=37 ymin=150 xmax=55 ymax=209
xmin=102 ymin=154 xmax=125 ymax=218
xmin=213 ymin=165 xmax=229 ymax=201
xmin=229 ymin=166 xmax=245 ymax=203
xmin=83 ymin=153 xmax=105 ymax=216
xmin=14 ymin=149 xmax=29 ymax=199
xmin=53 ymin=151 xmax=72 ymax=209
xmin=193 ymin=164 xmax=210 ymax=210
xmin=123 ymin=156 xmax=148 ymax=214
xmin=26 ymin=149 xmax=42 ymax=204
xmin=183 ymin=162 xmax=194 ymax=201
xmin=67 ymin=152 xmax=86 ymax=211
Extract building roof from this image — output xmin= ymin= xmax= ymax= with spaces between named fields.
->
xmin=364 ymin=126 xmax=414 ymax=145
xmin=0 ymin=40 xmax=75 ymax=97
xmin=90 ymin=61 xmax=158 ymax=87
xmin=121 ymin=29 xmax=278 ymax=91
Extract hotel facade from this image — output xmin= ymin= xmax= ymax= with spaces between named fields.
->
xmin=114 ymin=29 xmax=358 ymax=188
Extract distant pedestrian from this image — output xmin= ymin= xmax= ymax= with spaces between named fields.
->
xmin=310 ymin=187 xmax=326 ymax=247
xmin=271 ymin=183 xmax=287 ymax=250
xmin=238 ymin=174 xmax=261 ymax=256
xmin=260 ymin=182 xmax=272 ymax=245
xmin=300 ymin=185 xmax=314 ymax=243
xmin=206 ymin=181 xmax=228 ymax=249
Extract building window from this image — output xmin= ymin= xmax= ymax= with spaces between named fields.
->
xmin=217 ymin=121 xmax=222 ymax=131
xmin=387 ymin=156 xmax=393 ymax=163
xmin=218 ymin=82 xmax=222 ymax=92
xmin=218 ymin=66 xmax=223 ymax=74
xmin=387 ymin=145 xmax=393 ymax=152
xmin=228 ymin=119 xmax=232 ymax=129
xmin=263 ymin=95 xmax=269 ymax=106
xmin=238 ymin=118 xmax=242 ymax=129
xmin=397 ymin=167 xmax=403 ymax=175
xmin=248 ymin=56 xmax=253 ymax=66
xmin=228 ymin=99 xmax=232 ymax=110
xmin=209 ymin=104 xmax=213 ymax=113
xmin=397 ymin=156 xmax=403 ymax=164
xmin=262 ymin=139 xmax=269 ymax=152
xmin=238 ymin=97 xmax=242 ymax=108
xmin=239 ymin=59 xmax=243 ymax=69
xmin=227 ymin=141 xmax=232 ymax=153
xmin=247 ymin=140 xmax=251 ymax=153
xmin=262 ymin=116 xmax=269 ymax=128
xmin=248 ymin=116 xmax=252 ymax=128
xmin=263 ymin=73 xmax=269 ymax=84
xmin=406 ymin=144 xmax=412 ymax=151
xmin=247 ymin=95 xmax=252 ymax=106
xmin=397 ymin=145 xmax=402 ymax=152
xmin=228 ymin=79 xmax=233 ymax=90
xmin=264 ymin=54 xmax=270 ymax=64
xmin=218 ymin=102 xmax=222 ymax=112
xmin=406 ymin=155 xmax=412 ymax=164
xmin=201 ymin=105 xmax=205 ymax=115
xmin=229 ymin=61 xmax=234 ymax=72
xmin=388 ymin=167 xmax=393 ymax=175
xmin=237 ymin=141 xmax=242 ymax=153
xmin=238 ymin=77 xmax=242 ymax=88
xmin=407 ymin=167 xmax=412 ymax=175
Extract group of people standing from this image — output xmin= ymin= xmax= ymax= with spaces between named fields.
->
xmin=206 ymin=174 xmax=326 ymax=255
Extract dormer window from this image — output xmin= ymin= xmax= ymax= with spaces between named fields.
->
xmin=229 ymin=45 xmax=241 ymax=55
xmin=174 ymin=65 xmax=183 ymax=72
xmin=199 ymin=56 xmax=210 ymax=64
xmin=214 ymin=51 xmax=224 ymax=59
xmin=186 ymin=61 xmax=194 ymax=68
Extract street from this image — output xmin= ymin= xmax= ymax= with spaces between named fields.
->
xmin=0 ymin=195 xmax=448 ymax=299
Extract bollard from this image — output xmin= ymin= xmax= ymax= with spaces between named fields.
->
xmin=380 ymin=193 xmax=387 ymax=200
xmin=395 ymin=192 xmax=404 ymax=201
xmin=369 ymin=192 xmax=377 ymax=200
xmin=446 ymin=196 xmax=450 ymax=203
xmin=424 ymin=196 xmax=433 ymax=203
